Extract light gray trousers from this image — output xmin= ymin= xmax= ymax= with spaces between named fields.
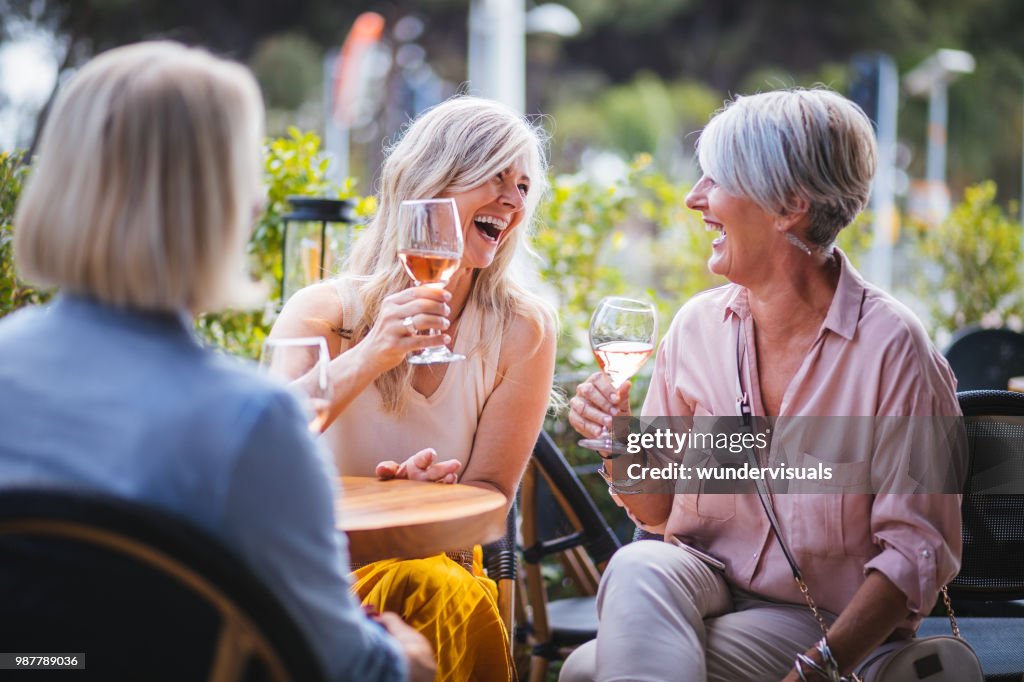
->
xmin=559 ymin=540 xmax=836 ymax=682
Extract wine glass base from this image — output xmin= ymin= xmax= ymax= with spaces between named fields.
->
xmin=408 ymin=347 xmax=466 ymax=365
xmin=577 ymin=437 xmax=630 ymax=456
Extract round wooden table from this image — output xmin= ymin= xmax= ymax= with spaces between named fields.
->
xmin=336 ymin=476 xmax=508 ymax=564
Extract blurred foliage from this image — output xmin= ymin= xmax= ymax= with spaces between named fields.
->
xmin=534 ymin=153 xmax=723 ymax=374
xmin=0 ymin=150 xmax=51 ymax=316
xmin=549 ymin=75 xmax=720 ymax=172
xmin=912 ymin=181 xmax=1024 ymax=338
xmin=250 ymin=33 xmax=322 ymax=111
xmin=195 ymin=128 xmax=375 ymax=360
xmin=834 ymin=210 xmax=874 ymax=270
xmin=6 ymin=0 xmax=1024 ymax=202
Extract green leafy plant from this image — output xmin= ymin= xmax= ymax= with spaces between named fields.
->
xmin=534 ymin=153 xmax=723 ymax=375
xmin=194 ymin=128 xmax=375 ymax=359
xmin=0 ymin=152 xmax=52 ymax=317
xmin=913 ymin=181 xmax=1024 ymax=338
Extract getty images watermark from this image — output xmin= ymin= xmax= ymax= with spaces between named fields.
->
xmin=604 ymin=415 xmax=983 ymax=495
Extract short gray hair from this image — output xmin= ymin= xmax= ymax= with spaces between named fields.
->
xmin=15 ymin=41 xmax=264 ymax=312
xmin=696 ymin=88 xmax=877 ymax=247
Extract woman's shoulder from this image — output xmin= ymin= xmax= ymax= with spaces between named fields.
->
xmin=665 ymin=282 xmax=737 ymax=336
xmin=856 ymin=290 xmax=959 ymax=414
xmin=858 ymin=286 xmax=935 ymax=356
xmin=274 ymin=280 xmax=346 ymax=339
xmin=491 ymin=299 xmax=557 ymax=374
xmin=501 ymin=306 xmax=556 ymax=354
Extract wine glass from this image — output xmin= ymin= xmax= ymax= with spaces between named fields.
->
xmin=260 ymin=337 xmax=333 ymax=433
xmin=397 ymin=198 xmax=465 ymax=365
xmin=578 ymin=296 xmax=658 ymax=454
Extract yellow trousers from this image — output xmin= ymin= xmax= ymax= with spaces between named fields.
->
xmin=352 ymin=551 xmax=515 ymax=682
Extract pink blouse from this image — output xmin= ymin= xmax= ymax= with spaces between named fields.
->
xmin=643 ymin=249 xmax=962 ymax=631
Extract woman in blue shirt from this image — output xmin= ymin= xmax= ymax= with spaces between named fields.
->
xmin=0 ymin=40 xmax=432 ymax=682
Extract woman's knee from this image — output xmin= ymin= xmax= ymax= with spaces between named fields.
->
xmin=604 ymin=538 xmax=687 ymax=585
xmin=559 ymin=640 xmax=596 ymax=682
xmin=601 ymin=539 xmax=729 ymax=616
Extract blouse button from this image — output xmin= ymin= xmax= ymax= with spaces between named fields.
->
xmin=922 ymin=549 xmax=931 ymax=558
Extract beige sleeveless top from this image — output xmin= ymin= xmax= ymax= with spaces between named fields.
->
xmin=323 ymin=277 xmax=502 ymax=477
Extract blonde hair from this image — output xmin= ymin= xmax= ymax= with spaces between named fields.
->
xmin=697 ymin=88 xmax=877 ymax=247
xmin=15 ymin=41 xmax=264 ymax=313
xmin=347 ymin=96 xmax=555 ymax=413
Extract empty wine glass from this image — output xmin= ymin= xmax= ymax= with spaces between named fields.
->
xmin=260 ymin=337 xmax=333 ymax=433
xmin=578 ymin=296 xmax=658 ymax=455
xmin=397 ymin=198 xmax=465 ymax=365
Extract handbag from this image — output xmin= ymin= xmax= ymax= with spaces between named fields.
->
xmin=732 ymin=320 xmax=983 ymax=682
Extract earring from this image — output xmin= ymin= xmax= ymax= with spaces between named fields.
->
xmin=784 ymin=232 xmax=814 ymax=256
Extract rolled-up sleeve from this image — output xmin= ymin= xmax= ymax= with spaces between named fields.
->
xmin=864 ymin=493 xmax=961 ymax=616
xmin=864 ymin=319 xmax=963 ymax=618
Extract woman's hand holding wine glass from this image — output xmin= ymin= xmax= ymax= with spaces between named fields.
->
xmin=575 ymin=296 xmax=657 ymax=456
xmin=396 ymin=198 xmax=465 ymax=365
xmin=355 ymin=286 xmax=453 ymax=376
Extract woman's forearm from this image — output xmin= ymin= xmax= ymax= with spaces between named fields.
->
xmin=323 ymin=341 xmax=389 ymax=425
xmin=782 ymin=571 xmax=910 ymax=681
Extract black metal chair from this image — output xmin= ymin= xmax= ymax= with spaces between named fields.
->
xmin=518 ymin=431 xmax=622 ymax=682
xmin=917 ymin=390 xmax=1024 ymax=682
xmin=944 ymin=327 xmax=1024 ymax=391
xmin=0 ymin=489 xmax=326 ymax=682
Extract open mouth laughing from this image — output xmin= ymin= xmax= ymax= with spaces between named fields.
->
xmin=473 ymin=214 xmax=508 ymax=244
xmin=705 ymin=218 xmax=726 ymax=246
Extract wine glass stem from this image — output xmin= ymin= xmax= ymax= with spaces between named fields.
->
xmin=602 ymin=373 xmax=628 ymax=444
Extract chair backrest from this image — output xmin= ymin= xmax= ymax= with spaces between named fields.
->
xmin=0 ymin=488 xmax=326 ymax=682
xmin=944 ymin=327 xmax=1024 ymax=391
xmin=523 ymin=431 xmax=622 ymax=571
xmin=482 ymin=501 xmax=519 ymax=651
xmin=516 ymin=431 xmax=621 ymax=670
xmin=951 ymin=390 xmax=1024 ymax=602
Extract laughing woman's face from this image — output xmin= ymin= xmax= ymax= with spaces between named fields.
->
xmin=441 ymin=156 xmax=530 ymax=270
xmin=685 ymin=172 xmax=780 ymax=286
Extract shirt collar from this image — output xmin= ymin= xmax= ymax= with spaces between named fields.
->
xmin=823 ymin=247 xmax=866 ymax=340
xmin=721 ymin=247 xmax=866 ymax=341
xmin=55 ymin=294 xmax=196 ymax=339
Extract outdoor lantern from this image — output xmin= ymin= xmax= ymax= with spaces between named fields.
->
xmin=280 ymin=196 xmax=357 ymax=304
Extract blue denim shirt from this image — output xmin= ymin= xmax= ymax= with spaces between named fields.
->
xmin=0 ymin=295 xmax=405 ymax=682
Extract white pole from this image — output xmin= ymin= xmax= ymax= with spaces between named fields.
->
xmin=323 ymin=51 xmax=349 ymax=184
xmin=467 ymin=0 xmax=525 ymax=112
xmin=870 ymin=54 xmax=897 ymax=291
xmin=926 ymin=81 xmax=948 ymax=186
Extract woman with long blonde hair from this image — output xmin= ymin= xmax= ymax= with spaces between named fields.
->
xmin=270 ymin=96 xmax=558 ymax=681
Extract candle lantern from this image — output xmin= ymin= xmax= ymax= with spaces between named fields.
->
xmin=280 ymin=197 xmax=357 ymax=303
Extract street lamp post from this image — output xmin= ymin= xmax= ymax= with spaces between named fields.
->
xmin=904 ymin=49 xmax=975 ymax=222
xmin=468 ymin=0 xmax=526 ymax=112
xmin=467 ymin=0 xmax=580 ymax=113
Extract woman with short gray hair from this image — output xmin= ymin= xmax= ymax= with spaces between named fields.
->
xmin=565 ymin=88 xmax=961 ymax=681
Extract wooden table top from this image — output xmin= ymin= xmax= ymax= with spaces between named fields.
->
xmin=336 ymin=476 xmax=508 ymax=564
